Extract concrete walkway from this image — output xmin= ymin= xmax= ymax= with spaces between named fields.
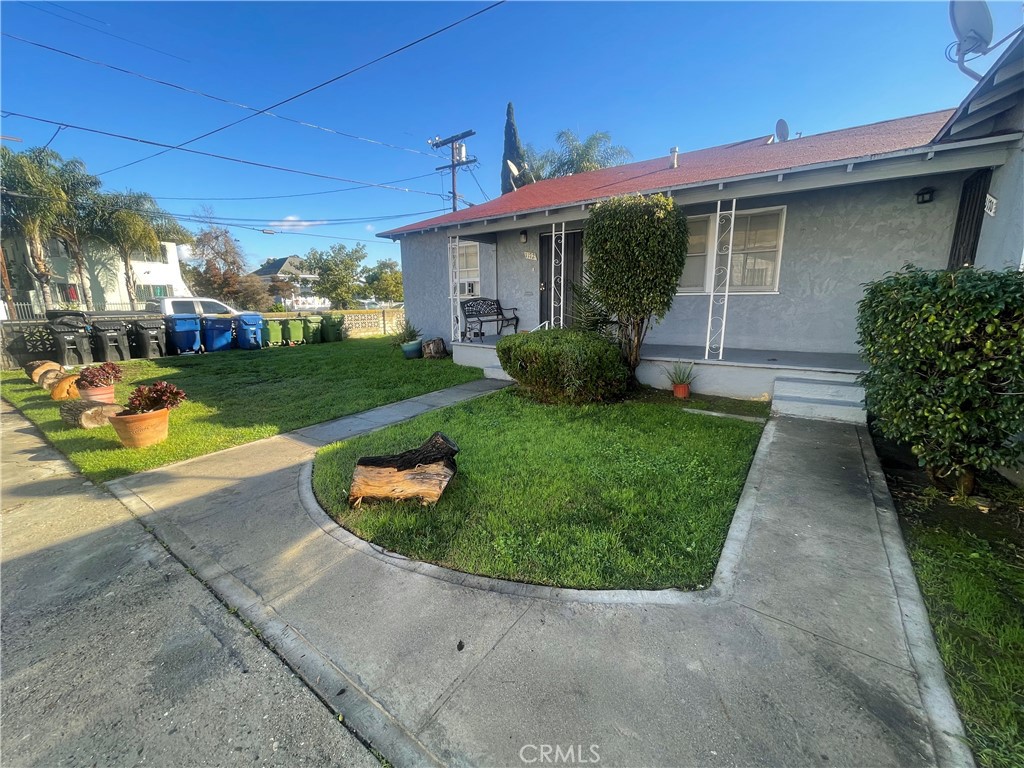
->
xmin=0 ymin=400 xmax=377 ymax=768
xmin=33 ymin=378 xmax=970 ymax=768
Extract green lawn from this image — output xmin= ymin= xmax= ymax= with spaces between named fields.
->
xmin=0 ymin=339 xmax=481 ymax=483
xmin=901 ymin=500 xmax=1024 ymax=768
xmin=313 ymin=388 xmax=763 ymax=590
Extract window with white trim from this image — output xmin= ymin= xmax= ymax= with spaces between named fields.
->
xmin=676 ymin=208 xmax=784 ymax=293
xmin=457 ymin=242 xmax=480 ymax=297
xmin=718 ymin=210 xmax=783 ymax=292
xmin=677 ymin=216 xmax=709 ymax=292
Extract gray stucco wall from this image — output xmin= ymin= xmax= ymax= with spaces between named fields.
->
xmin=976 ymin=140 xmax=1024 ymax=271
xmin=645 ymin=174 xmax=965 ymax=353
xmin=399 ymin=231 xmax=496 ymax=342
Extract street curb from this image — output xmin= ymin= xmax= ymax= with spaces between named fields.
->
xmin=299 ymin=419 xmax=777 ymax=606
xmin=855 ymin=427 xmax=976 ymax=768
xmin=105 ymin=478 xmax=445 ymax=768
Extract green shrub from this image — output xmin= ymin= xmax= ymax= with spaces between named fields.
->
xmin=583 ymin=194 xmax=688 ymax=374
xmin=496 ymin=330 xmax=629 ymax=404
xmin=857 ymin=266 xmax=1024 ymax=494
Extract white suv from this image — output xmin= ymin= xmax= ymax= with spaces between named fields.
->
xmin=144 ymin=297 xmax=240 ymax=315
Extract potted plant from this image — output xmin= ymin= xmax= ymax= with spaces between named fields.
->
xmin=392 ymin=320 xmax=423 ymax=359
xmin=76 ymin=362 xmax=124 ymax=404
xmin=108 ymin=381 xmax=186 ymax=449
xmin=664 ymin=362 xmax=695 ymax=399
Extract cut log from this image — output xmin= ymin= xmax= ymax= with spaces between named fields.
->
xmin=422 ymin=337 xmax=447 ymax=359
xmin=37 ymin=369 xmax=65 ymax=391
xmin=348 ymin=432 xmax=459 ymax=507
xmin=59 ymin=401 xmax=123 ymax=429
xmin=50 ymin=374 xmax=80 ymax=401
xmin=28 ymin=360 xmax=63 ymax=383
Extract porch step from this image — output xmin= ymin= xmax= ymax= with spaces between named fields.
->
xmin=483 ymin=365 xmax=513 ymax=382
xmin=772 ymin=376 xmax=866 ymax=424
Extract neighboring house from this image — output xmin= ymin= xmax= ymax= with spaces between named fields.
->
xmin=250 ymin=255 xmax=331 ymax=311
xmin=0 ymin=236 xmax=193 ymax=319
xmin=380 ymin=36 xmax=1023 ymax=399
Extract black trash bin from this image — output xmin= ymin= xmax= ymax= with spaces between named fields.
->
xmin=90 ymin=319 xmax=132 ymax=362
xmin=48 ymin=316 xmax=93 ymax=367
xmin=131 ymin=318 xmax=168 ymax=359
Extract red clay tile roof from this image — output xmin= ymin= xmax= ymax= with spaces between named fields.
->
xmin=380 ymin=109 xmax=955 ymax=238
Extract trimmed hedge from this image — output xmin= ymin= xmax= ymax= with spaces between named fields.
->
xmin=857 ymin=266 xmax=1024 ymax=493
xmin=496 ymin=330 xmax=629 ymax=404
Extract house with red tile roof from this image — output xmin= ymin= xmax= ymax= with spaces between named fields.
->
xmin=380 ymin=35 xmax=1022 ymax=401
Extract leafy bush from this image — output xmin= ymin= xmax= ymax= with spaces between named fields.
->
xmin=496 ymin=330 xmax=629 ymax=404
xmin=270 ymin=302 xmax=287 ymax=313
xmin=390 ymin=319 xmax=421 ymax=347
xmin=858 ymin=266 xmax=1024 ymax=494
xmin=583 ymin=194 xmax=688 ymax=374
xmin=126 ymin=381 xmax=187 ymax=413
xmin=76 ymin=362 xmax=123 ymax=388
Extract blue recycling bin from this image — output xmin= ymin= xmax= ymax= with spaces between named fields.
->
xmin=166 ymin=314 xmax=201 ymax=355
xmin=202 ymin=316 xmax=234 ymax=353
xmin=235 ymin=313 xmax=263 ymax=350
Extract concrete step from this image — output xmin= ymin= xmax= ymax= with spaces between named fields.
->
xmin=483 ymin=365 xmax=513 ymax=382
xmin=773 ymin=376 xmax=864 ymax=404
xmin=772 ymin=376 xmax=866 ymax=424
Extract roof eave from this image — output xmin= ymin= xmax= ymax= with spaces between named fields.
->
xmin=381 ymin=131 xmax=1022 ymax=239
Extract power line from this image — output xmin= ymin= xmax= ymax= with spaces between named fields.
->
xmin=23 ymin=2 xmax=189 ymax=63
xmin=98 ymin=1 xmax=506 ymax=176
xmin=44 ymin=2 xmax=110 ymax=26
xmin=4 ymin=111 xmax=449 ymax=198
xmin=150 ymin=172 xmax=439 ymax=201
xmin=3 ymin=33 xmax=443 ymax=159
xmin=467 ymin=166 xmax=491 ymax=201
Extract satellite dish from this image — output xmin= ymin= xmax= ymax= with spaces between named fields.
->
xmin=506 ymin=159 xmax=521 ymax=177
xmin=950 ymin=0 xmax=994 ymax=54
xmin=775 ymin=119 xmax=790 ymax=143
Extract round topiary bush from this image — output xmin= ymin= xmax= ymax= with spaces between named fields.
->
xmin=857 ymin=266 xmax=1024 ymax=494
xmin=496 ymin=330 xmax=629 ymax=404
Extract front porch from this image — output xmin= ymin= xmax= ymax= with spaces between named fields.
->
xmin=452 ymin=337 xmax=864 ymax=401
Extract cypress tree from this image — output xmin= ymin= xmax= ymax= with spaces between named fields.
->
xmin=500 ymin=102 xmax=528 ymax=195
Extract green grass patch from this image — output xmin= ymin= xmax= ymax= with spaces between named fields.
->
xmin=313 ymin=388 xmax=763 ymax=590
xmin=1 ymin=339 xmax=481 ymax=483
xmin=903 ymin=516 xmax=1024 ymax=768
xmin=633 ymin=385 xmax=770 ymax=419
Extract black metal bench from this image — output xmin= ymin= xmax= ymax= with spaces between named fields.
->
xmin=460 ymin=298 xmax=519 ymax=341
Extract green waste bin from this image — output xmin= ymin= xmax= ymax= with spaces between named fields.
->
xmin=282 ymin=318 xmax=305 ymax=345
xmin=322 ymin=314 xmax=345 ymax=343
xmin=302 ymin=315 xmax=323 ymax=344
xmin=262 ymin=318 xmax=284 ymax=347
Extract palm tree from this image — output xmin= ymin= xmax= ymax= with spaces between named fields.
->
xmin=94 ymin=191 xmax=192 ymax=309
xmin=0 ymin=146 xmax=68 ymax=310
xmin=548 ymin=130 xmax=632 ymax=177
xmin=50 ymin=156 xmax=102 ymax=310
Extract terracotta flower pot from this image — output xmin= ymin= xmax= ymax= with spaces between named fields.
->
xmin=108 ymin=408 xmax=170 ymax=448
xmin=79 ymin=385 xmax=116 ymax=404
xmin=672 ymin=383 xmax=691 ymax=399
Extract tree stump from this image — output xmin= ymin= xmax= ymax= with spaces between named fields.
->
xmin=59 ymin=401 xmax=122 ymax=429
xmin=348 ymin=432 xmax=459 ymax=507
xmin=50 ymin=374 xmax=80 ymax=401
xmin=27 ymin=360 xmax=63 ymax=383
xmin=37 ymin=369 xmax=65 ymax=391
xmin=422 ymin=337 xmax=447 ymax=359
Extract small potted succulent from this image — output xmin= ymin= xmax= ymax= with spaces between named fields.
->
xmin=108 ymin=381 xmax=186 ymax=449
xmin=392 ymin=320 xmax=423 ymax=359
xmin=664 ymin=362 xmax=696 ymax=399
xmin=76 ymin=362 xmax=123 ymax=404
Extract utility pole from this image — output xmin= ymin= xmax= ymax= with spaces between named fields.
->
xmin=429 ymin=130 xmax=477 ymax=212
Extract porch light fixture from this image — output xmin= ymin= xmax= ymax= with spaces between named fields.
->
xmin=519 ymin=230 xmax=528 ymax=243
xmin=915 ymin=187 xmax=936 ymax=204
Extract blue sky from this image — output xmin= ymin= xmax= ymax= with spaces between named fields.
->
xmin=2 ymin=1 xmax=1020 ymax=268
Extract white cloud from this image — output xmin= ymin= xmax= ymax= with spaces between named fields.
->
xmin=268 ymin=215 xmax=328 ymax=232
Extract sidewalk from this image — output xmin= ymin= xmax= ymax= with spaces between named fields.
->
xmin=98 ymin=377 xmax=971 ymax=768
xmin=0 ymin=400 xmax=378 ymax=768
